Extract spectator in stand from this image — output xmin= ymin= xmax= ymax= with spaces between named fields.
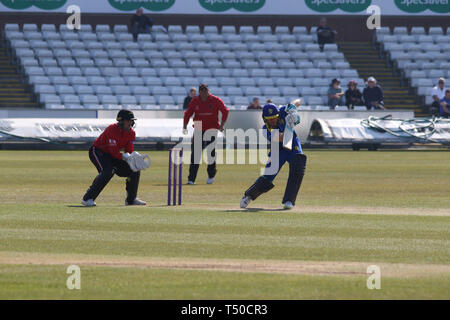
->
xmin=130 ymin=8 xmax=153 ymax=42
xmin=431 ymin=78 xmax=446 ymax=116
xmin=328 ymin=78 xmax=344 ymax=109
xmin=345 ymin=80 xmax=363 ymax=110
xmin=363 ymin=77 xmax=385 ymax=110
xmin=316 ymin=18 xmax=337 ymax=51
xmin=439 ymin=89 xmax=450 ymax=118
xmin=247 ymin=97 xmax=262 ymax=110
xmin=183 ymin=87 xmax=197 ymax=110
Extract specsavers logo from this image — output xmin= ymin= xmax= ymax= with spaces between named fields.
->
xmin=305 ymin=0 xmax=372 ymax=13
xmin=109 ymin=0 xmax=175 ymax=11
xmin=1 ymin=0 xmax=66 ymax=10
xmin=395 ymin=0 xmax=449 ymax=13
xmin=199 ymin=0 xmax=266 ymax=12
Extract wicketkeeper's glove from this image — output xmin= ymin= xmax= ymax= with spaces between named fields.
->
xmin=123 ymin=151 xmax=151 ymax=172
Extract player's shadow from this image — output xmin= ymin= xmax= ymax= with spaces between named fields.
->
xmin=223 ymin=208 xmax=287 ymax=213
xmin=66 ymin=205 xmax=91 ymax=208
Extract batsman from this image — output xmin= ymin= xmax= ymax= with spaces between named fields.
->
xmin=240 ymin=100 xmax=307 ymax=210
xmin=82 ymin=110 xmax=149 ymax=207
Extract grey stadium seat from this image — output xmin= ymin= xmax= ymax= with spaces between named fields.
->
xmin=219 ymin=77 xmax=237 ymax=87
xmin=158 ymin=95 xmax=175 ymax=106
xmin=169 ymin=87 xmax=187 ymax=96
xmin=96 ymin=24 xmax=110 ymax=32
xmin=221 ymin=25 xmax=236 ymax=34
xmin=393 ymin=27 xmax=408 ymax=35
xmin=138 ymin=96 xmax=157 ymax=106
xmin=113 ymin=25 xmax=128 ymax=33
xmin=293 ymin=26 xmax=307 ymax=34
xmin=151 ymin=86 xmax=169 ymax=95
xmin=256 ymin=78 xmax=274 ymax=87
xmin=163 ymin=77 xmax=182 ymax=86
xmin=62 ymin=94 xmax=81 ymax=106
xmin=83 ymin=68 xmax=101 ymax=77
xmin=63 ymin=67 xmax=82 ymax=76
xmin=80 ymin=94 xmax=99 ymax=105
xmin=74 ymin=85 xmax=94 ymax=95
xmin=276 ymin=78 xmax=294 ymax=87
xmin=118 ymin=95 xmax=137 ymax=106
xmin=93 ymin=85 xmax=112 ymax=95
xmin=232 ymin=96 xmax=250 ymax=106
xmin=294 ymin=78 xmax=311 ymax=87
xmin=100 ymin=95 xmax=118 ymax=104
xmin=131 ymin=86 xmax=150 ymax=96
xmin=50 ymin=76 xmax=69 ymax=85
xmin=35 ymin=84 xmax=56 ymax=95
xmin=107 ymin=76 xmax=125 ymax=86
xmin=428 ymin=27 xmax=443 ymax=36
xmin=245 ymin=87 xmax=262 ymax=96
xmin=29 ymin=75 xmax=51 ymax=85
xmin=4 ymin=24 xmax=19 ymax=32
xmin=111 ymin=85 xmax=131 ymax=95
xmin=263 ymin=87 xmax=281 ymax=96
xmin=225 ymin=87 xmax=243 ymax=96
xmin=42 ymin=94 xmax=62 ymax=107
xmin=312 ymin=78 xmax=329 ymax=87
xmin=282 ymin=87 xmax=300 ymax=96
xmin=56 ymin=85 xmax=75 ymax=95
xmin=411 ymin=27 xmax=426 ymax=36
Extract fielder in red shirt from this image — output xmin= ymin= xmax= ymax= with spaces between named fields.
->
xmin=183 ymin=84 xmax=229 ymax=184
xmin=82 ymin=110 xmax=146 ymax=207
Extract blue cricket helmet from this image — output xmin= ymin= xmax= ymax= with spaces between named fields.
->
xmin=262 ymin=103 xmax=279 ymax=121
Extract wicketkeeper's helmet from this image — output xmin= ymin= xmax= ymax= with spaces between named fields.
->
xmin=116 ymin=109 xmax=136 ymax=121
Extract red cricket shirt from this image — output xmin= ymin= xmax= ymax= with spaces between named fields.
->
xmin=183 ymin=94 xmax=230 ymax=131
xmin=93 ymin=123 xmax=135 ymax=160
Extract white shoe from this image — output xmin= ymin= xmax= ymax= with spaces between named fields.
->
xmin=187 ymin=181 xmax=195 ymax=185
xmin=81 ymin=199 xmax=96 ymax=207
xmin=125 ymin=198 xmax=147 ymax=206
xmin=206 ymin=177 xmax=215 ymax=184
xmin=283 ymin=201 xmax=294 ymax=210
xmin=240 ymin=195 xmax=251 ymax=209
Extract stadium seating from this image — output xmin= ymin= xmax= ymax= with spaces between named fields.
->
xmin=4 ymin=23 xmax=364 ymax=110
xmin=375 ymin=26 xmax=449 ymax=107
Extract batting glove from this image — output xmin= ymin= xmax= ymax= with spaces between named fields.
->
xmin=286 ymin=113 xmax=300 ymax=127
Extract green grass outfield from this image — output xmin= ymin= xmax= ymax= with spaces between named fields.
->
xmin=0 ymin=150 xmax=449 ymax=299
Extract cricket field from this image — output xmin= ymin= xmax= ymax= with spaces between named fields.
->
xmin=0 ymin=150 xmax=449 ymax=299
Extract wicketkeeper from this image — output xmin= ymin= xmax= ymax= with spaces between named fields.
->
xmin=82 ymin=110 xmax=149 ymax=207
xmin=240 ymin=100 xmax=307 ymax=210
